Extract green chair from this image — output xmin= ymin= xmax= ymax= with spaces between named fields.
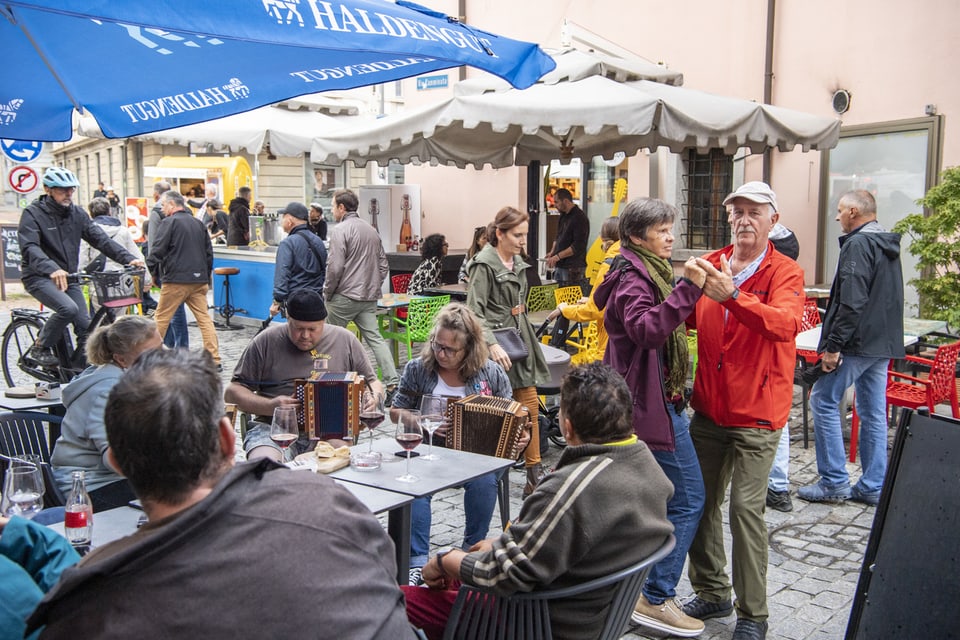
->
xmin=526 ymin=283 xmax=558 ymax=313
xmin=379 ymin=295 xmax=450 ymax=361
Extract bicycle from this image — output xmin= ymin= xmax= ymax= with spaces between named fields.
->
xmin=2 ymin=267 xmax=146 ymax=388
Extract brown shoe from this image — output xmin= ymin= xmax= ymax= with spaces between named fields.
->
xmin=523 ymin=463 xmax=546 ymax=498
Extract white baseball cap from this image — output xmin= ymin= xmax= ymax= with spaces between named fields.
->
xmin=722 ymin=181 xmax=778 ymax=212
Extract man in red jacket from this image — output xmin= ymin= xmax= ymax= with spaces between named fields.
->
xmin=683 ymin=182 xmax=804 ymax=640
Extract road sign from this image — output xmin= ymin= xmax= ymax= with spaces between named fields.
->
xmin=1 ymin=139 xmax=43 ymax=163
xmin=8 ymin=165 xmax=39 ymax=193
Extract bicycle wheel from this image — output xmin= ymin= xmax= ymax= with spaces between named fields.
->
xmin=1 ymin=317 xmax=56 ymax=387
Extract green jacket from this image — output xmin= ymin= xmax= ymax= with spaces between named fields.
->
xmin=466 ymin=244 xmax=548 ymax=389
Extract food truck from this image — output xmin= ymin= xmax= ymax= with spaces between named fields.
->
xmin=143 ymin=156 xmax=253 ymax=207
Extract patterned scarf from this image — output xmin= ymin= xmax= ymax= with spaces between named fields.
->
xmin=625 ymin=241 xmax=689 ymax=397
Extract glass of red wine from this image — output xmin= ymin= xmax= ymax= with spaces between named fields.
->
xmin=352 ymin=390 xmax=385 ymax=470
xmin=395 ymin=409 xmax=422 ymax=483
xmin=270 ymin=406 xmax=299 ymax=462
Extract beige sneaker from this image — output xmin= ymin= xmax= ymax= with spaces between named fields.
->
xmin=632 ymin=593 xmax=705 ymax=637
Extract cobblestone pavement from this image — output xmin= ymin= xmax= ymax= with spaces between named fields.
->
xmin=0 ymin=286 xmax=874 ymax=640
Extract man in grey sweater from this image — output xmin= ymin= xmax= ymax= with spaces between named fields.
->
xmin=29 ymin=349 xmax=416 ymax=639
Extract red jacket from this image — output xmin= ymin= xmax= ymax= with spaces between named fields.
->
xmin=689 ymin=242 xmax=804 ymax=429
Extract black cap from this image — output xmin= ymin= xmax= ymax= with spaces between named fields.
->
xmin=285 ymin=289 xmax=327 ymax=321
xmin=279 ymin=202 xmax=309 ymax=221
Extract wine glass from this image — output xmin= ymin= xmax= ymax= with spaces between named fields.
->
xmin=1 ymin=457 xmax=45 ymax=519
xmin=270 ymin=406 xmax=299 ymax=463
xmin=359 ymin=389 xmax=386 ymax=453
xmin=418 ymin=395 xmax=448 ymax=461
xmin=394 ymin=410 xmax=422 ymax=483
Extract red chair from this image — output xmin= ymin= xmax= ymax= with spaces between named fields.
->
xmin=848 ymin=341 xmax=960 ymax=462
xmin=391 ymin=273 xmax=412 ymax=321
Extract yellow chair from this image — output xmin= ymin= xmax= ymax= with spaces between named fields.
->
xmin=379 ymin=295 xmax=451 ymax=361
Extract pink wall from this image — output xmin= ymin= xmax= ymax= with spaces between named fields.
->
xmin=399 ymin=0 xmax=960 ymax=279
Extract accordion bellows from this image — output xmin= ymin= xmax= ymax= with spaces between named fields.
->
xmin=448 ymin=394 xmax=528 ymax=459
xmin=294 ymin=373 xmax=363 ymax=441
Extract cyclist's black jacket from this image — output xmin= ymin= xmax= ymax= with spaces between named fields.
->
xmin=18 ymin=195 xmax=136 ymax=281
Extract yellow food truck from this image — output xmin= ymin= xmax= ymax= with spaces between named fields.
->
xmin=143 ymin=156 xmax=254 ymax=207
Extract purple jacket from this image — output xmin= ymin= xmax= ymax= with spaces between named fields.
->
xmin=593 ymin=249 xmax=701 ymax=451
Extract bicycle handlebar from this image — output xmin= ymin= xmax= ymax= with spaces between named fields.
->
xmin=66 ymin=265 xmax=146 ymax=285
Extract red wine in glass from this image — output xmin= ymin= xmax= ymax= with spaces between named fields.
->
xmin=359 ymin=412 xmax=385 ymax=431
xmin=270 ymin=433 xmax=297 ymax=449
xmin=396 ymin=433 xmax=423 ymax=451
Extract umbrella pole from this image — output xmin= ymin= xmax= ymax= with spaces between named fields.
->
xmin=526 ymin=161 xmax=541 ymax=261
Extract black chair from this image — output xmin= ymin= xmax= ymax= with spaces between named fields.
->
xmin=441 ymin=534 xmax=675 ymax=640
xmin=0 ymin=411 xmax=66 ymax=508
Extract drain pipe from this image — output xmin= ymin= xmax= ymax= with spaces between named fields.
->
xmin=762 ymin=0 xmax=775 ymax=184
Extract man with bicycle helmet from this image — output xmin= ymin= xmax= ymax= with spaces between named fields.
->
xmin=18 ymin=167 xmax=144 ymax=367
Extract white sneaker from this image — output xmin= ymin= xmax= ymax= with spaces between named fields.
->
xmin=632 ymin=593 xmax=705 ymax=637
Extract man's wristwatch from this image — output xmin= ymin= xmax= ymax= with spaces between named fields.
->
xmin=435 ymin=547 xmax=455 ymax=574
xmin=730 ymin=287 xmax=740 ymax=300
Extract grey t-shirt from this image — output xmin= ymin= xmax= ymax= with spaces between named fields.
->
xmin=231 ymin=323 xmax=377 ymax=422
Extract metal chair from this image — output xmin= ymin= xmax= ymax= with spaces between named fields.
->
xmin=526 ymin=283 xmax=558 ymax=313
xmin=379 ymin=295 xmax=450 ymax=361
xmin=442 ymin=534 xmax=675 ymax=640
xmin=545 ymin=286 xmax=586 ymax=347
xmin=0 ymin=411 xmax=66 ymax=508
xmin=848 ymin=341 xmax=960 ymax=462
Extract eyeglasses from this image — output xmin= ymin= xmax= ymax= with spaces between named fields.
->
xmin=430 ymin=340 xmax=462 ymax=357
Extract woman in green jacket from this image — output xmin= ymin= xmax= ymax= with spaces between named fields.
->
xmin=467 ymin=206 xmax=550 ymax=496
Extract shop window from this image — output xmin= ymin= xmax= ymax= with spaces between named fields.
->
xmin=681 ymin=149 xmax=732 ymax=250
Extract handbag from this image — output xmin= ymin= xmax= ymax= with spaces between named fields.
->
xmin=493 ymin=327 xmax=529 ymax=362
xmin=493 ymin=287 xmax=530 ymax=362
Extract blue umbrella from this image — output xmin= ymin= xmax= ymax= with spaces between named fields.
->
xmin=0 ymin=0 xmax=554 ymax=141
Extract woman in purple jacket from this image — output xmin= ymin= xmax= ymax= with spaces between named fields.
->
xmin=593 ymin=197 xmax=707 ymax=638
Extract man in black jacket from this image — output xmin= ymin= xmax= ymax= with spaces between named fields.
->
xmin=18 ymin=167 xmax=141 ymax=366
xmin=147 ymin=180 xmax=189 ymax=348
xmin=227 ymin=186 xmax=252 ymax=246
xmin=147 ymin=190 xmax=221 ymax=367
xmin=270 ymin=202 xmax=327 ymax=316
xmin=799 ymin=189 xmax=904 ymax=506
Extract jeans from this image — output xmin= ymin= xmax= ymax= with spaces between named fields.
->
xmin=325 ymin=293 xmax=399 ymax=387
xmin=643 ymin=406 xmax=705 ymax=604
xmin=810 ymin=354 xmax=889 ymax=493
xmin=164 ymin=304 xmax=189 ymax=348
xmin=410 ymin=471 xmax=500 ymax=568
xmin=23 ymin=277 xmax=90 ymax=349
xmin=767 ymin=424 xmax=790 ymax=492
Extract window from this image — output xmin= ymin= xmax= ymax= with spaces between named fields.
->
xmin=387 ymin=161 xmax=405 ymax=185
xmin=681 ymin=149 xmax=733 ymax=250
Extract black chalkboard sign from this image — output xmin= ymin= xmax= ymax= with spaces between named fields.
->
xmin=846 ymin=409 xmax=960 ymax=639
xmin=1 ymin=225 xmax=21 ymax=280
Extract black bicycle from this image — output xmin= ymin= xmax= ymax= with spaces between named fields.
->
xmin=2 ymin=268 xmax=146 ymax=387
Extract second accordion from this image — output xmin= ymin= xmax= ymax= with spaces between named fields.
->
xmin=293 ymin=372 xmax=364 ymax=441
xmin=447 ymin=394 xmax=528 ymax=459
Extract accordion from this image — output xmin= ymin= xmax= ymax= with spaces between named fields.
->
xmin=447 ymin=394 xmax=528 ymax=459
xmin=293 ymin=372 xmax=364 ymax=441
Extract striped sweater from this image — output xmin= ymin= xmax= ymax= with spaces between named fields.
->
xmin=459 ymin=441 xmax=674 ymax=639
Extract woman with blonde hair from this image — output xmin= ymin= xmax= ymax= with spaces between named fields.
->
xmin=391 ymin=303 xmax=514 ymax=583
xmin=51 ymin=316 xmax=163 ymax=511
xmin=466 ymin=207 xmax=549 ymax=497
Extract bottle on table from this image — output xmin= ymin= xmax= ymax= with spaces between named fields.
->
xmin=64 ymin=470 xmax=93 ymax=555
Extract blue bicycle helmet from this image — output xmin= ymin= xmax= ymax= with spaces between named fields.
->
xmin=42 ymin=166 xmax=80 ymax=188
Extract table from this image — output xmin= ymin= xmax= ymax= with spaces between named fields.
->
xmin=420 ymin=283 xmax=467 ymax=301
xmin=795 ymin=326 xmax=918 ymax=352
xmin=903 ymin=317 xmax=948 ymax=338
xmin=0 ymin=392 xmax=66 ymax=448
xmin=331 ymin=440 xmax=515 ymax=579
xmin=47 ymin=480 xmax=415 ymax=583
xmin=804 ymin=283 xmax=832 ymax=299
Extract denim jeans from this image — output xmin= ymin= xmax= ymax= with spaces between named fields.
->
xmin=767 ymin=424 xmax=790 ymax=492
xmin=410 ymin=471 xmax=500 ymax=568
xmin=23 ymin=277 xmax=90 ymax=349
xmin=643 ymin=406 xmax=705 ymax=604
xmin=163 ymin=304 xmax=189 ymax=348
xmin=810 ymin=354 xmax=889 ymax=493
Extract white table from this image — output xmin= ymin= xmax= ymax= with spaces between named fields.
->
xmin=795 ymin=326 xmax=918 ymax=352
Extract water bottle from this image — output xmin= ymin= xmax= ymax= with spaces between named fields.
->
xmin=64 ymin=470 xmax=93 ymax=555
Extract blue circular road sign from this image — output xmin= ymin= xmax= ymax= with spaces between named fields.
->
xmin=1 ymin=139 xmax=44 ymax=163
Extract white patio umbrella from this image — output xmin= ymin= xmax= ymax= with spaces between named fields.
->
xmin=310 ymin=49 xmax=840 ymax=168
